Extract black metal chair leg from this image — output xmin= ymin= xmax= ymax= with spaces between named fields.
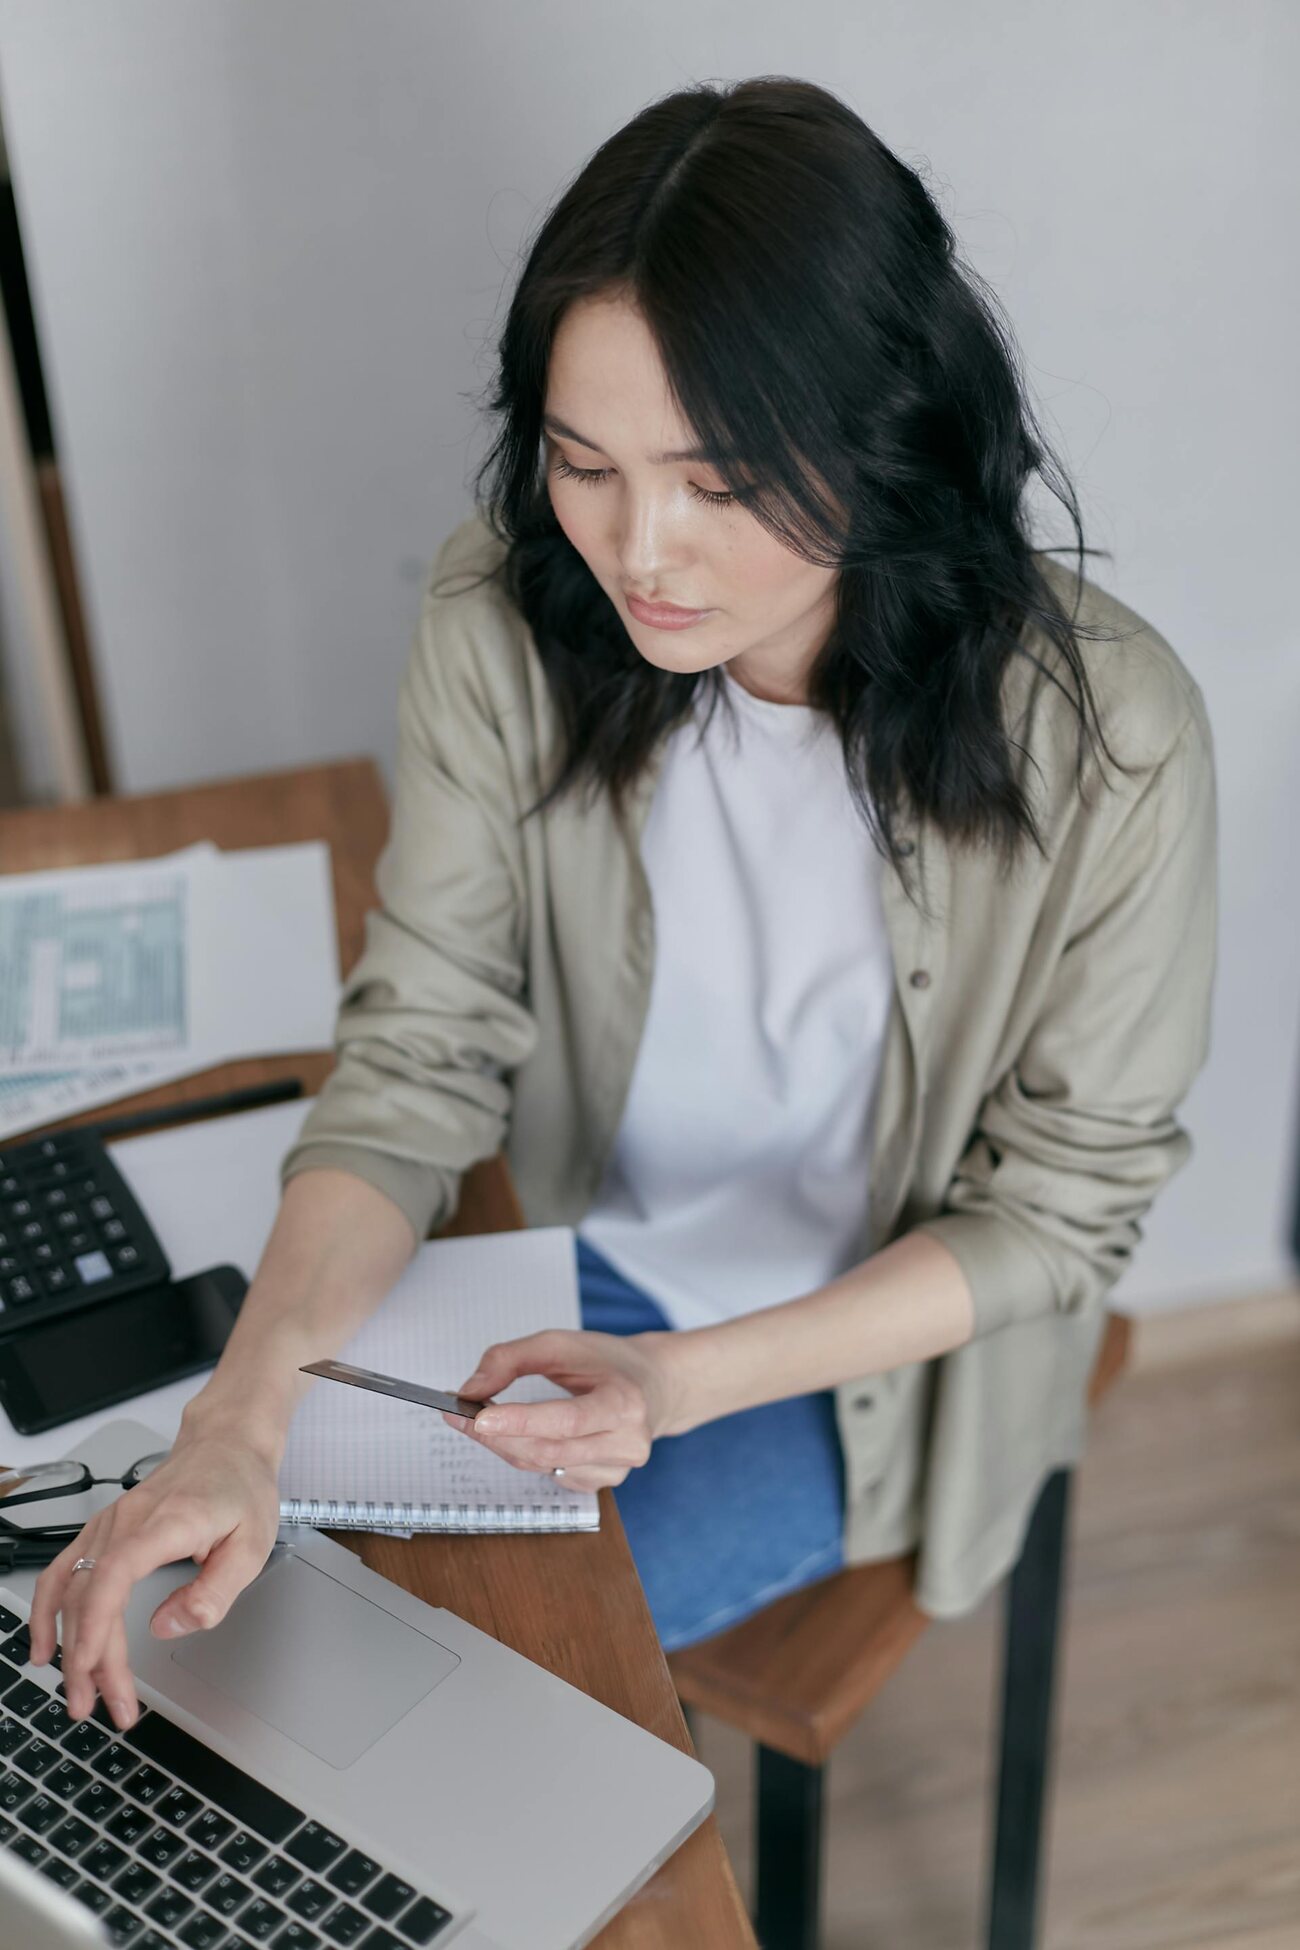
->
xmin=755 ymin=1743 xmax=825 ymax=1950
xmin=986 ymin=1466 xmax=1073 ymax=1950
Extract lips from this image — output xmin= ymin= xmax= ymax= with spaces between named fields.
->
xmin=624 ymin=592 xmax=712 ymax=629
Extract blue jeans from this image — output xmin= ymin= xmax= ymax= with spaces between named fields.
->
xmin=576 ymin=1233 xmax=846 ymax=1653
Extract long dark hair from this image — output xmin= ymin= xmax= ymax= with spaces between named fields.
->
xmin=453 ymin=75 xmax=1140 ymax=904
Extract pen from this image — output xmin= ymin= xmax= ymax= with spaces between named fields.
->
xmin=86 ymin=1077 xmax=304 ymax=1142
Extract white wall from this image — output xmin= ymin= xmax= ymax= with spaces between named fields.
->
xmin=0 ymin=0 xmax=1296 ymax=1311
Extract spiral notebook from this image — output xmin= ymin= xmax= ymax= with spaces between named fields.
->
xmin=277 ymin=1224 xmax=600 ymax=1533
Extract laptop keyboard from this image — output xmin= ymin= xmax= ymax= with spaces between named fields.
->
xmin=0 ymin=1599 xmax=456 ymax=1947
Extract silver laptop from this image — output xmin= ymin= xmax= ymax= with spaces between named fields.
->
xmin=0 ymin=1422 xmax=715 ymax=1950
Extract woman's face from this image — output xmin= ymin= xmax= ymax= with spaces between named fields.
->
xmin=543 ymin=291 xmax=839 ymax=706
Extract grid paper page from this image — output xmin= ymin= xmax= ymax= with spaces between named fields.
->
xmin=277 ymin=1224 xmax=599 ymax=1531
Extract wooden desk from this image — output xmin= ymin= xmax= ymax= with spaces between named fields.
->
xmin=0 ymin=760 xmax=756 ymax=1950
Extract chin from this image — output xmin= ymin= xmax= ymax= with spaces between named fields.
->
xmin=631 ymin=641 xmax=721 ymax=678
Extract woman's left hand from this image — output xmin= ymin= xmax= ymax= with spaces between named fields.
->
xmin=440 ymin=1328 xmax=684 ymax=1491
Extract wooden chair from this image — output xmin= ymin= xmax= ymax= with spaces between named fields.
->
xmin=667 ymin=1313 xmax=1133 ymax=1950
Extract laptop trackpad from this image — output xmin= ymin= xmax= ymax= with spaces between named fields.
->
xmin=171 ymin=1552 xmax=459 ymax=1769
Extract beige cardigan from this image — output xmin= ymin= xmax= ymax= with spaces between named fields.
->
xmin=282 ymin=512 xmax=1218 ymax=1618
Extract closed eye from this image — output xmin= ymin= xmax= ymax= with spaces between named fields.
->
xmin=551 ymin=454 xmax=734 ymax=508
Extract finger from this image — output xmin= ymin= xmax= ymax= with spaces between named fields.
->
xmin=30 ymin=1531 xmax=100 ymax=1667
xmin=452 ymin=1425 xmax=650 ymax=1476
xmin=88 ymin=1611 xmax=139 ymax=1732
xmin=64 ymin=1512 xmax=216 ymax=1695
xmin=553 ymin=1466 xmax=628 ymax=1492
xmin=151 ymin=1528 xmax=273 ymax=1639
xmin=452 ymin=1388 xmax=621 ymax=1443
xmin=456 ymin=1330 xmax=596 ymax=1398
xmin=55 ymin=1525 xmax=112 ymax=1718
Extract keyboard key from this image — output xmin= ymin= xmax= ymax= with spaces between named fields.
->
xmin=72 ymin=1880 xmax=114 ymax=1913
xmin=32 ymin=1696 xmax=75 ymax=1739
xmin=19 ymin=1791 xmax=62 ymax=1834
xmin=127 ymin=1709 xmax=302 ymax=1843
xmin=361 ymin=1873 xmax=413 ymax=1920
xmin=191 ymin=1807 xmax=236 ymax=1852
xmin=355 ymin=1928 xmax=401 ymax=1950
xmin=39 ymin=1853 xmax=80 ymax=1888
xmin=327 ymin=1848 xmax=379 ymax=1896
xmin=321 ymin=1901 xmax=369 ymax=1944
xmin=82 ymin=1838 xmax=131 ymax=1881
xmin=286 ymin=1877 xmax=334 ymax=1920
xmin=123 ymin=1761 xmax=170 ymax=1803
xmin=254 ymin=1852 xmax=302 ymax=1896
xmin=0 ymin=1605 xmax=17 ymax=1634
xmin=219 ymin=1826 xmax=269 ymax=1873
xmin=63 ymin=1718 xmax=111 ymax=1760
xmin=46 ymin=1756 xmax=93 ymax=1799
xmin=14 ymin=1734 xmax=62 ymax=1777
xmin=0 ymin=1715 xmax=27 ymax=1757
xmin=102 ymin=1905 xmax=146 ymax=1942
xmin=398 ymin=1896 xmax=453 ymax=1945
xmin=113 ymin=1860 xmax=162 ymax=1905
xmin=206 ymin=1871 xmax=254 ymax=1916
xmin=2 ymin=1680 xmax=47 ymax=1717
xmin=139 ymin=1824 xmax=190 ymax=1868
xmin=0 ymin=1767 xmax=34 ymax=1810
xmin=287 ymin=1819 xmax=346 ymax=1874
xmin=168 ymin=1846 xmax=220 ymax=1891
xmin=156 ymin=1782 xmax=205 ymax=1826
xmin=47 ymin=1813 xmax=97 ymax=1854
xmin=177 ymin=1915 xmax=231 ymax=1948
xmin=104 ymin=1801 xmax=152 ymax=1846
xmin=239 ymin=1896 xmax=288 ymax=1940
xmin=11 ymin=1830 xmax=47 ymax=1865
xmin=75 ymin=1778 xmax=124 ymax=1823
xmin=272 ymin=1923 xmax=324 ymax=1949
xmin=93 ymin=1741 xmax=140 ymax=1782
xmin=145 ymin=1885 xmax=195 ymax=1928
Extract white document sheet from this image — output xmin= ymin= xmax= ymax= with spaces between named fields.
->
xmin=0 ymin=843 xmax=341 ymax=1139
xmin=0 ymin=853 xmax=202 ymax=1072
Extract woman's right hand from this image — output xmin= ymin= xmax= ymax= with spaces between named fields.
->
xmin=27 ymin=1422 xmax=283 ymax=1731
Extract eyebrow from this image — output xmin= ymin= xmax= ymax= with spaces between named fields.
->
xmin=542 ymin=412 xmax=722 ymax=466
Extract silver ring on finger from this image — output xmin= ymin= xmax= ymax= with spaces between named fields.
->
xmin=551 ymin=1467 xmax=566 ymax=1479
xmin=71 ymin=1557 xmax=97 ymax=1574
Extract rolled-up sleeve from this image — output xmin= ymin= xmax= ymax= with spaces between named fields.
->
xmin=280 ymin=570 xmax=538 ymax=1241
xmin=914 ymin=701 xmax=1218 ymax=1336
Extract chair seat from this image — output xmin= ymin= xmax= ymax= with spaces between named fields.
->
xmin=667 ymin=1313 xmax=1132 ymax=1766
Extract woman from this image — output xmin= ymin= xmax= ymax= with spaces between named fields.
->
xmin=31 ymin=77 xmax=1217 ymax=1726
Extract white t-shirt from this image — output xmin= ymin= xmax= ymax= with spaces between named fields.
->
xmin=578 ymin=666 xmax=895 ymax=1331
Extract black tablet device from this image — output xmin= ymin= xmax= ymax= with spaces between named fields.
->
xmin=0 ymin=1264 xmax=247 ymax=1435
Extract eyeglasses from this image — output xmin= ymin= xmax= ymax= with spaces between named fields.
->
xmin=0 ymin=1452 xmax=170 ymax=1571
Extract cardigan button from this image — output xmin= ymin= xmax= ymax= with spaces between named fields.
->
xmin=853 ymin=1393 xmax=875 ymax=1412
xmin=909 ymin=968 xmax=931 ymax=990
xmin=897 ymin=838 xmax=915 ymax=857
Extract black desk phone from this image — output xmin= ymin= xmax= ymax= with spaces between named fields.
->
xmin=0 ymin=1128 xmax=245 ymax=1433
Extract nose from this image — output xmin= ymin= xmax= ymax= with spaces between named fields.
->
xmin=615 ymin=496 xmax=696 ymax=591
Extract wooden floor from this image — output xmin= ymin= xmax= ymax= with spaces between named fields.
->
xmin=689 ymin=1288 xmax=1300 ymax=1950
